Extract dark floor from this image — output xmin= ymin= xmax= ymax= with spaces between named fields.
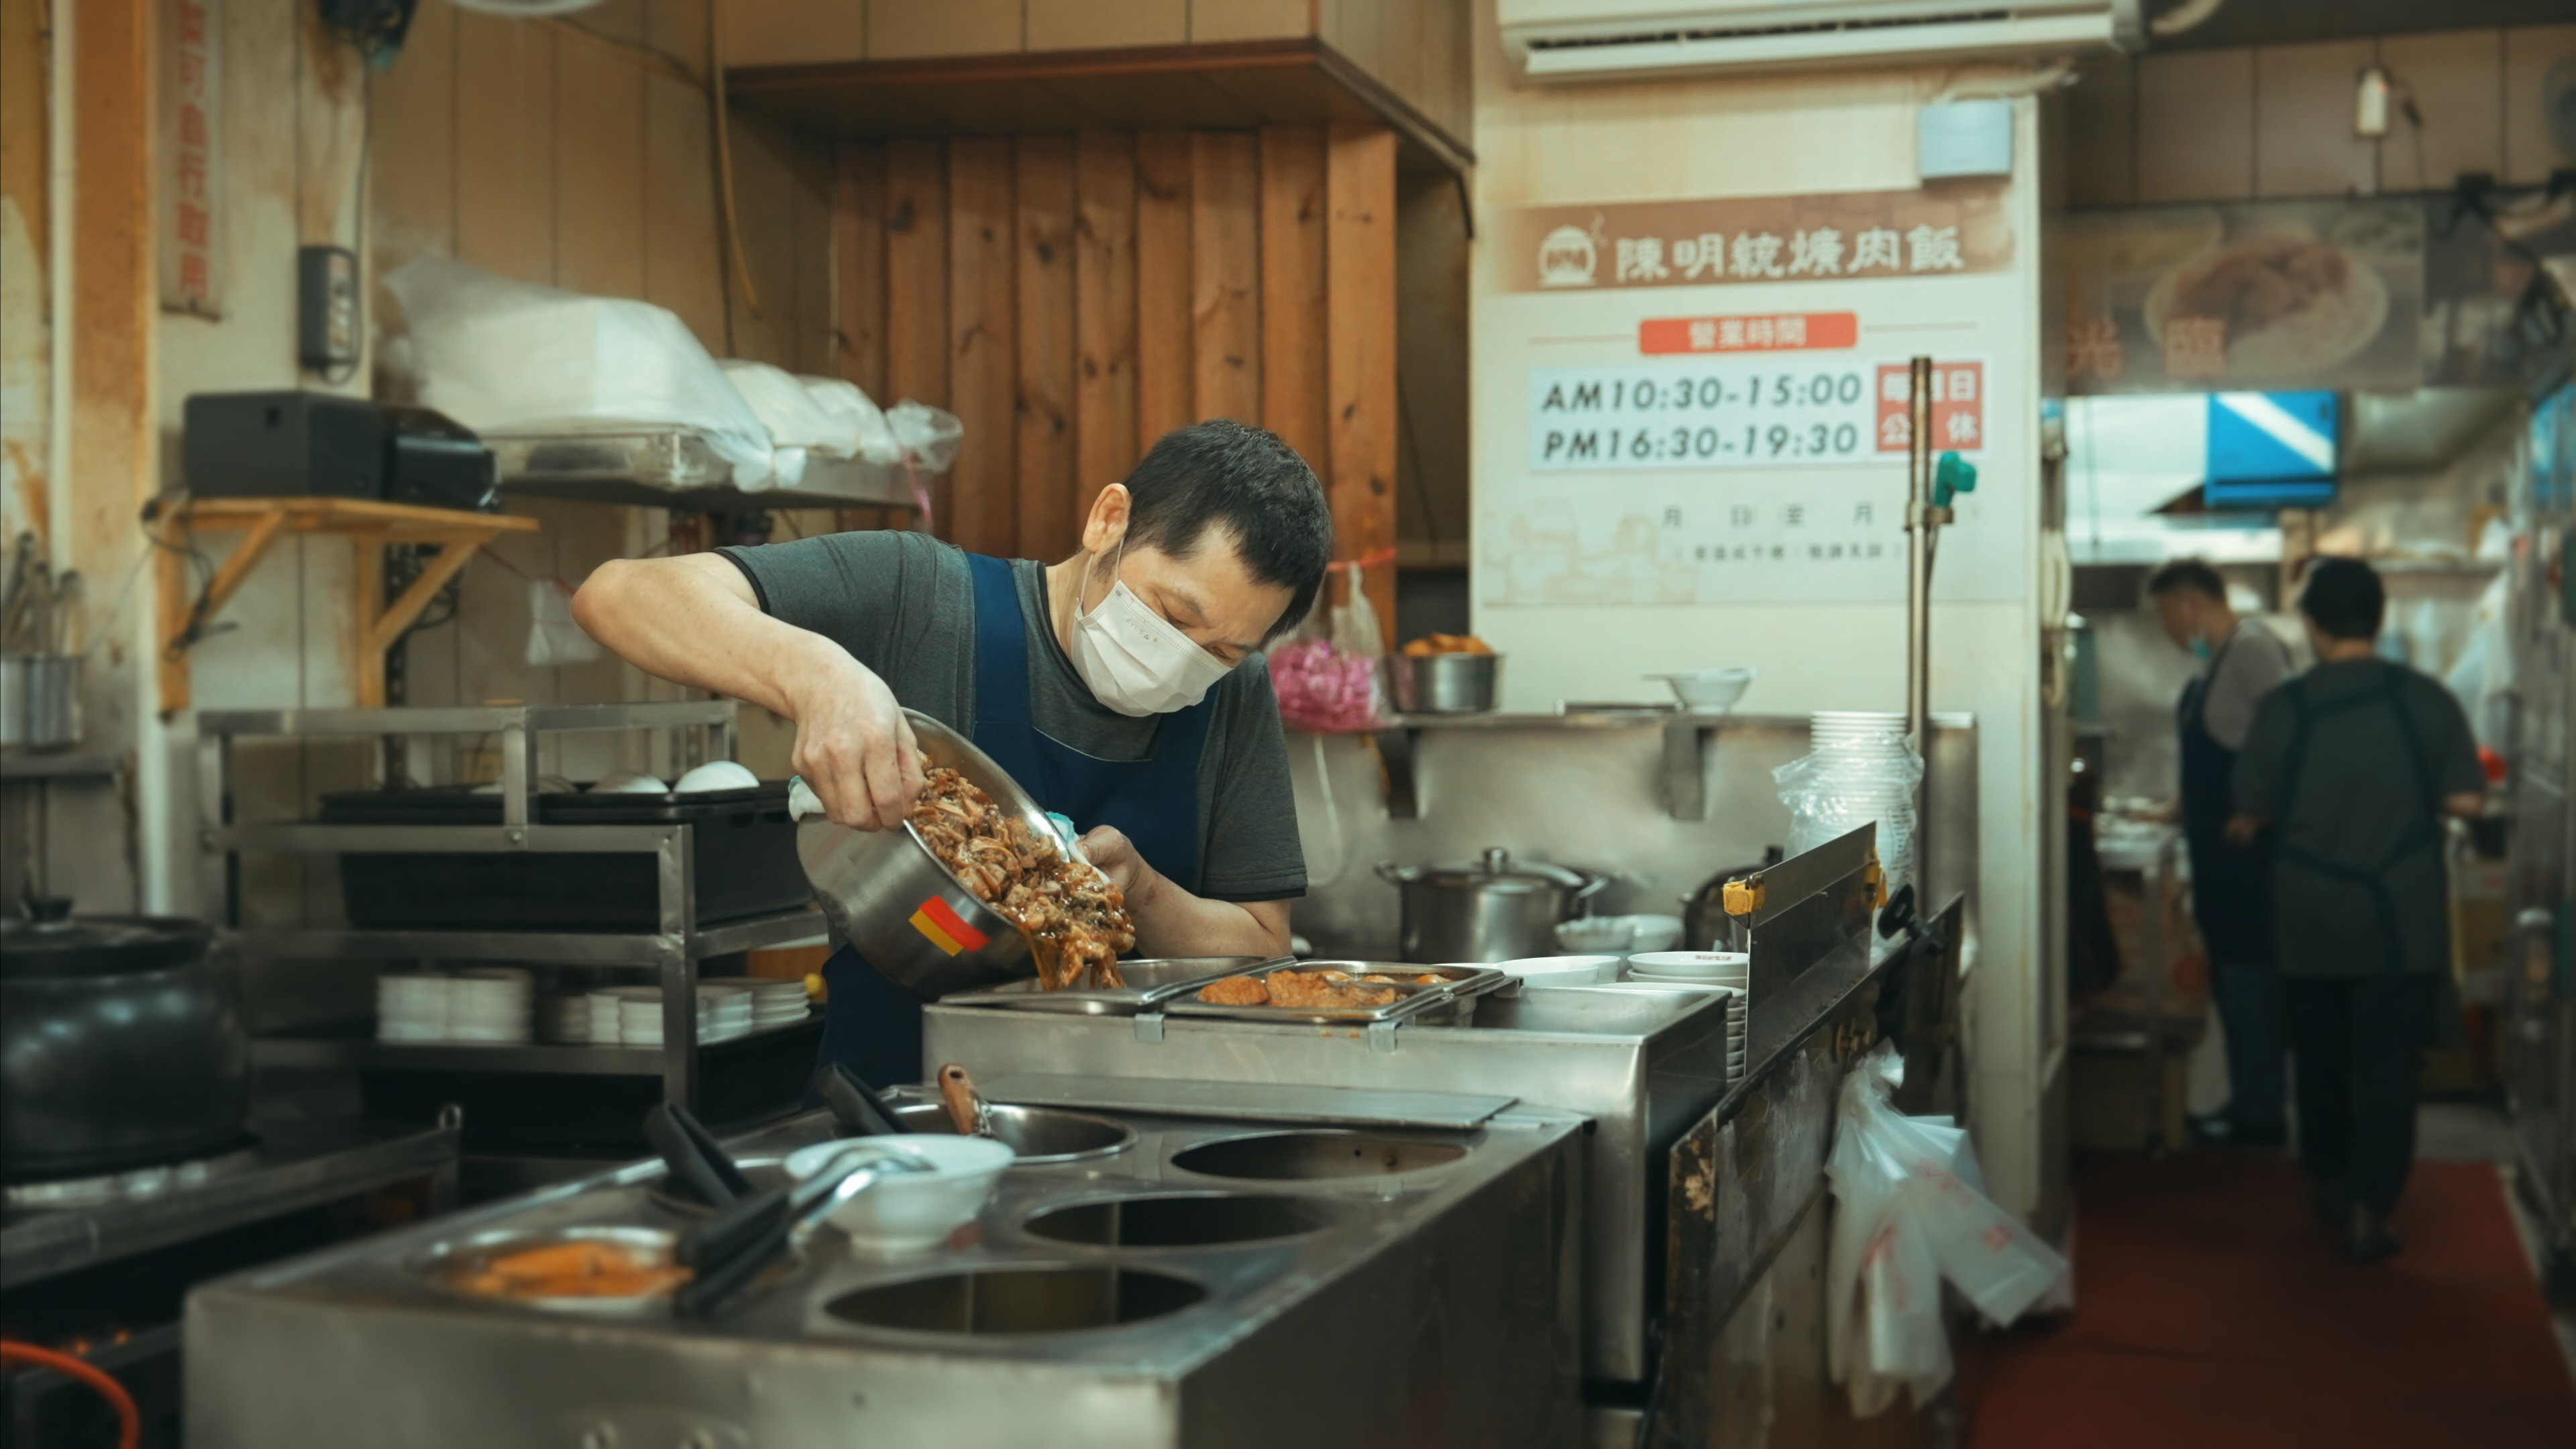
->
xmin=1966 ymin=1112 xmax=2576 ymax=1449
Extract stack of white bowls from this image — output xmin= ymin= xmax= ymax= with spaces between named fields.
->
xmin=1497 ymin=954 xmax=1625 ymax=986
xmin=539 ymin=993 xmax=594 ymax=1044
xmin=588 ymin=986 xmax=661 ymax=1045
xmin=376 ymin=973 xmax=450 ymax=1041
xmin=699 ymin=983 xmax=754 ymax=1043
xmin=703 ymin=976 xmax=813 ymax=1032
xmin=619 ymin=991 xmax=700 ymax=1048
xmin=447 ymin=969 xmax=533 ymax=1043
xmin=1799 ymin=711 xmax=1921 ymax=890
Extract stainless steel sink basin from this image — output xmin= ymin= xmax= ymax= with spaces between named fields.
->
xmin=885 ymin=1099 xmax=1137 ymax=1164
xmin=823 ymin=1265 xmax=1207 ymax=1335
xmin=1170 ymin=1130 xmax=1468 ymax=1181
xmin=1022 ymin=1192 xmax=1334 ymax=1248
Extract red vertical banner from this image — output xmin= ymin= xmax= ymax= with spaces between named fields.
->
xmin=159 ymin=0 xmax=223 ymax=316
xmin=1874 ymin=361 xmax=1986 ymax=455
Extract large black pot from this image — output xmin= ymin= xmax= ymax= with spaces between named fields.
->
xmin=0 ymin=900 xmax=249 ymax=1182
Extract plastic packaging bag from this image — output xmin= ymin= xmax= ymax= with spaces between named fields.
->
xmin=1776 ymin=735 xmax=1925 ymax=889
xmin=1827 ymin=1044 xmax=2068 ymax=1416
xmin=383 ymin=258 xmax=777 ymax=488
xmin=886 ymin=400 xmax=963 ymax=473
xmin=718 ymin=360 xmax=851 ymax=453
xmin=525 ymin=580 xmax=600 ymax=667
xmin=800 ymin=376 xmax=900 ymax=465
xmin=1270 ymin=564 xmax=1386 ymax=733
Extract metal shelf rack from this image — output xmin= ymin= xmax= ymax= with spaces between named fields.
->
xmin=197 ymin=702 xmax=822 ymax=1114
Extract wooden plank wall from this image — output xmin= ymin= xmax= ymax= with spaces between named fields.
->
xmin=370 ymin=1 xmax=837 ymax=775
xmin=832 ymin=125 xmax=1401 ymax=639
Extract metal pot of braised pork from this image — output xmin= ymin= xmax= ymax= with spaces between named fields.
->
xmin=796 ymin=710 xmax=1136 ymax=1001
xmin=0 ymin=898 xmax=249 ymax=1181
xmin=1375 ymin=847 xmax=1609 ymax=963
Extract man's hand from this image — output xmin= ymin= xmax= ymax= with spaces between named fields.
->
xmin=1076 ymin=824 xmax=1159 ymax=906
xmin=2224 ymin=811 xmax=2267 ymax=847
xmin=786 ymin=658 xmax=923 ymax=831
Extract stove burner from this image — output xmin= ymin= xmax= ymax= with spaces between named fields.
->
xmin=3 ymin=1141 xmax=264 ymax=1213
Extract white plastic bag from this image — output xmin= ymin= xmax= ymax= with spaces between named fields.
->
xmin=718 ymin=360 xmax=851 ymax=454
xmin=886 ymin=400 xmax=963 ymax=473
xmin=1271 ymin=564 xmax=1386 ymax=733
xmin=799 ymin=376 xmax=900 ymax=464
xmin=525 ymin=580 xmax=600 ymax=667
xmin=1826 ymin=1044 xmax=2068 ymax=1416
xmin=384 ymin=258 xmax=777 ymax=488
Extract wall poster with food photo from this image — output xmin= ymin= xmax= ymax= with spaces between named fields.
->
xmin=2061 ymin=200 xmax=2423 ymax=394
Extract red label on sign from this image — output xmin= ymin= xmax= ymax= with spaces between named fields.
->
xmin=1640 ymin=312 xmax=1858 ymax=356
xmin=1873 ymin=362 xmax=1986 ymax=454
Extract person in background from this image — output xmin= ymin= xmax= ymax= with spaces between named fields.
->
xmin=2149 ymin=559 xmax=2294 ymax=1148
xmin=2229 ymin=557 xmax=2486 ymax=1262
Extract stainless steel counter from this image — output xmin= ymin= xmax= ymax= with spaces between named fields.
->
xmin=186 ymin=1103 xmax=1585 ymax=1449
xmin=927 ymin=984 xmax=1727 ymax=1386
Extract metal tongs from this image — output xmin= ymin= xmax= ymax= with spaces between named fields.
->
xmin=672 ymin=1138 xmax=935 ymax=1320
xmin=644 ymin=1102 xmax=755 ymax=1209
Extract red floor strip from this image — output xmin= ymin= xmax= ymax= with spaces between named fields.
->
xmin=1968 ymin=1154 xmax=2576 ymax=1449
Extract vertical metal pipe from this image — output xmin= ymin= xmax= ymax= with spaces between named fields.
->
xmin=1907 ymin=357 xmax=1935 ymax=896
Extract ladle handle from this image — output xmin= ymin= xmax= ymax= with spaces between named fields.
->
xmin=672 ymin=1216 xmax=790 ymax=1320
xmin=678 ymin=1185 xmax=789 ymax=1273
xmin=821 ymin=1062 xmax=908 ymax=1136
xmin=937 ymin=1062 xmax=983 ymax=1136
xmin=645 ymin=1103 xmax=741 ymax=1210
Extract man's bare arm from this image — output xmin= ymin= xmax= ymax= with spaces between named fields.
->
xmin=573 ymin=555 xmax=922 ymax=829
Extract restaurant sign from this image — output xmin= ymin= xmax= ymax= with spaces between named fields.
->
xmin=1497 ymin=182 xmax=2013 ymax=293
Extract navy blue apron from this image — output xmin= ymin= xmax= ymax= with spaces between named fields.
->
xmin=811 ymin=552 xmax=1215 ymax=1091
xmin=2178 ymin=630 xmax=2271 ymax=964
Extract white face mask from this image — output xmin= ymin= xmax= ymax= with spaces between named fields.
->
xmin=1069 ymin=543 xmax=1237 ymax=717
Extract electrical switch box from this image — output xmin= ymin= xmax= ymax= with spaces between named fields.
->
xmin=298 ymin=244 xmax=361 ymax=373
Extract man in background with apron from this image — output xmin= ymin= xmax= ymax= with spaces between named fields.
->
xmin=2149 ymin=560 xmax=2293 ymax=1148
xmin=576 ymin=420 xmax=1333 ymax=1089
xmin=2230 ymin=558 xmax=2487 ymax=1261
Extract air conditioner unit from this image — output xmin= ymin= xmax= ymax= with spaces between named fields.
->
xmin=1499 ymin=0 xmax=2143 ymax=83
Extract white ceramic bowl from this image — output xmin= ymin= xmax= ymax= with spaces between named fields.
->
xmin=1652 ymin=667 xmax=1756 ymax=712
xmin=1627 ymin=951 xmax=1750 ymax=980
xmin=785 ymin=1136 xmax=1014 ymax=1255
xmin=1497 ymin=954 xmax=1623 ymax=985
xmin=1552 ymin=916 xmax=1634 ymax=953
xmin=1624 ymin=914 xmax=1685 ymax=953
xmin=674 ymin=760 xmax=760 ymax=794
xmin=591 ymin=769 xmax=670 ymax=794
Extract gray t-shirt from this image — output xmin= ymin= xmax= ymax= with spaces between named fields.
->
xmin=2200 ymin=622 xmax=2293 ymax=751
xmin=719 ymin=531 xmax=1306 ymax=903
xmin=2232 ymin=659 xmax=2483 ymax=977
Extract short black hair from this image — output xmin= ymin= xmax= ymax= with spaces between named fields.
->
xmin=1122 ymin=419 xmax=1334 ymax=641
xmin=2300 ymin=556 xmax=2385 ymax=641
xmin=2147 ymin=559 xmax=2227 ymax=602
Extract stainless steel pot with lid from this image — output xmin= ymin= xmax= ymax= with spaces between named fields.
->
xmin=796 ymin=710 xmax=1063 ymax=1000
xmin=1375 ymin=847 xmax=1609 ymax=963
xmin=0 ymin=898 xmax=249 ymax=1181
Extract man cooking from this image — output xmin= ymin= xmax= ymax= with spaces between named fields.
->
xmin=2147 ymin=559 xmax=2294 ymax=1148
xmin=2228 ymin=557 xmax=2486 ymax=1261
xmin=575 ymin=420 xmax=1334 ymax=1089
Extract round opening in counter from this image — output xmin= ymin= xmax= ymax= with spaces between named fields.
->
xmin=1169 ymin=1131 xmax=1468 ymax=1181
xmin=1021 ymin=1192 xmax=1334 ymax=1248
xmin=824 ymin=1265 xmax=1206 ymax=1336
xmin=885 ymin=1101 xmax=1137 ymax=1165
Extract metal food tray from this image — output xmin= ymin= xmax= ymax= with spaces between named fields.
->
xmin=935 ymin=956 xmax=1289 ymax=1016
xmin=1163 ymin=961 xmax=1505 ymax=1027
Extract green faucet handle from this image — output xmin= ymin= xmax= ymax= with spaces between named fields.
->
xmin=1934 ymin=452 xmax=1979 ymax=510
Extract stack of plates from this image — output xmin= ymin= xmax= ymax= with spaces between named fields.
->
xmin=588 ymin=986 xmax=661 ymax=1046
xmin=449 ymin=969 xmax=533 ymax=1043
xmin=704 ymin=976 xmax=813 ymax=1031
xmin=539 ymin=994 xmax=593 ymax=1044
xmin=1723 ymin=991 xmax=1749 ymax=1083
xmin=1624 ymin=951 xmax=1750 ymax=989
xmin=376 ymin=973 xmax=449 ymax=1042
xmin=619 ymin=993 xmax=697 ymax=1049
xmin=699 ymin=984 xmax=753 ymax=1043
